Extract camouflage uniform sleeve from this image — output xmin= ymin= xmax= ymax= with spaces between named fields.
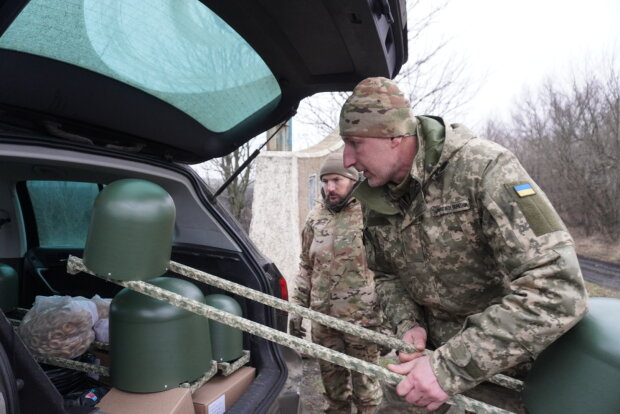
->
xmin=430 ymin=151 xmax=589 ymax=395
xmin=363 ymin=227 xmax=424 ymax=339
xmin=291 ymin=220 xmax=314 ymax=308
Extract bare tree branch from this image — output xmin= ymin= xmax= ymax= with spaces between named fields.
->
xmin=195 ymin=138 xmax=259 ymax=232
xmin=295 ymin=0 xmax=476 ymax=143
xmin=484 ymin=54 xmax=620 ymax=239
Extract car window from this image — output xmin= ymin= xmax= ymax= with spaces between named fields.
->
xmin=25 ymin=181 xmax=100 ymax=247
xmin=0 ymin=0 xmax=281 ymax=133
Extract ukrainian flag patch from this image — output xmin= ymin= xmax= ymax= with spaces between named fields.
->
xmin=514 ymin=183 xmax=536 ymax=197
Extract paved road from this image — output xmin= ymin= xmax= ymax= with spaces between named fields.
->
xmin=578 ymin=256 xmax=620 ymax=290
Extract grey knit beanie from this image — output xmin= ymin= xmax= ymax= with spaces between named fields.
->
xmin=319 ymin=152 xmax=358 ymax=181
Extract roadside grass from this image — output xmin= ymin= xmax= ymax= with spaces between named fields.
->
xmin=571 ymin=230 xmax=620 ymax=298
xmin=570 ymin=227 xmax=620 ymax=265
xmin=585 ymin=281 xmax=620 ymax=299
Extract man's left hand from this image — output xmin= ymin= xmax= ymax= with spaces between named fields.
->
xmin=387 ymin=355 xmax=450 ymax=411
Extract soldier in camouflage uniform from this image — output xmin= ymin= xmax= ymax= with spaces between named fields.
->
xmin=338 ymin=77 xmax=588 ymax=411
xmin=290 ymin=152 xmax=383 ymax=414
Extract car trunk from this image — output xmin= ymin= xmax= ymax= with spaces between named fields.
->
xmin=0 ymin=136 xmax=289 ymax=413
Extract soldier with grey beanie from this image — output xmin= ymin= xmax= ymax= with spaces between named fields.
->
xmin=290 ymin=151 xmax=384 ymax=414
xmin=319 ymin=152 xmax=359 ymax=212
xmin=340 ymin=77 xmax=587 ymax=412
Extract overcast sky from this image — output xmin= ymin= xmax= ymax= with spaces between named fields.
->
xmin=434 ymin=0 xmax=620 ymax=130
xmin=292 ymin=0 xmax=620 ymax=149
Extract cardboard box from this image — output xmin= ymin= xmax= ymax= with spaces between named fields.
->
xmin=96 ymin=387 xmax=194 ymax=414
xmin=192 ymin=367 xmax=256 ymax=414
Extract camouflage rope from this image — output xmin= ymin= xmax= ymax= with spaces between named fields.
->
xmin=34 ymin=354 xmax=110 ymax=377
xmin=487 ymin=374 xmax=524 ymax=392
xmin=67 ymin=256 xmax=514 ymax=414
xmin=217 ymin=350 xmax=251 ymax=377
xmin=168 ymin=260 xmax=417 ymax=354
xmin=180 ymin=361 xmax=218 ymax=393
xmin=169 ymin=260 xmax=523 ymax=392
xmin=92 ymin=340 xmax=109 ymax=351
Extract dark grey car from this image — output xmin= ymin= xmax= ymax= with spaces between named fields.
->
xmin=0 ymin=1 xmax=408 ymax=413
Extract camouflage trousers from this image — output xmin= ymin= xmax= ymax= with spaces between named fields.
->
xmin=312 ymin=323 xmax=383 ymax=414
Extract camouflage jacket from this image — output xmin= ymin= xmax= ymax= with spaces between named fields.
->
xmin=292 ymin=199 xmax=381 ymax=326
xmin=354 ymin=116 xmax=588 ymax=395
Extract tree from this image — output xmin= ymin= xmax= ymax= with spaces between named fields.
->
xmin=195 ymin=139 xmax=257 ymax=232
xmin=295 ymin=0 xmax=474 ymax=141
xmin=484 ymin=56 xmax=620 ymax=239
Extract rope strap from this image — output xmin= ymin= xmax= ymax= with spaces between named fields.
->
xmin=218 ymin=350 xmax=251 ymax=377
xmin=169 ymin=261 xmax=417 ymax=355
xmin=169 ymin=260 xmax=523 ymax=392
xmin=34 ymin=354 xmax=110 ymax=377
xmin=180 ymin=361 xmax=218 ymax=393
xmin=67 ymin=256 xmax=515 ymax=414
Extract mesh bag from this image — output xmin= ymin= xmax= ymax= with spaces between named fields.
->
xmin=19 ymin=296 xmax=98 ymax=359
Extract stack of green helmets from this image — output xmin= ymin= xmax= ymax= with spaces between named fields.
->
xmin=84 ymin=179 xmax=212 ymax=393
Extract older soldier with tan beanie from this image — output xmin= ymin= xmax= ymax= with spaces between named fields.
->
xmin=290 ymin=152 xmax=383 ymax=414
xmin=339 ymin=77 xmax=588 ymax=412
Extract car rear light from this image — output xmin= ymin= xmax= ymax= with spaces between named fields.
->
xmin=278 ymin=276 xmax=289 ymax=301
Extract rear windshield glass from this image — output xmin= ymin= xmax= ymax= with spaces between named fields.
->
xmin=26 ymin=181 xmax=100 ymax=247
xmin=0 ymin=0 xmax=281 ymax=133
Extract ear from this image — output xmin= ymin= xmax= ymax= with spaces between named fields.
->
xmin=390 ymin=136 xmax=403 ymax=149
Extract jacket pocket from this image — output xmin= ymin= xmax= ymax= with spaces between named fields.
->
xmin=363 ymin=226 xmax=397 ymax=274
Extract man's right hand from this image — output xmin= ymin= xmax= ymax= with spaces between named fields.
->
xmin=399 ymin=325 xmax=427 ymax=362
xmin=288 ymin=315 xmax=306 ymax=338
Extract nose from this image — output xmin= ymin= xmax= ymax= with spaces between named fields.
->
xmin=343 ymin=145 xmax=355 ymax=168
xmin=325 ymin=181 xmax=336 ymax=192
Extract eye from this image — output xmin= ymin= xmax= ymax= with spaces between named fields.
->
xmin=344 ymin=139 xmax=357 ymax=149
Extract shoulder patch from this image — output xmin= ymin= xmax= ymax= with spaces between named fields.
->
xmin=513 ymin=183 xmax=536 ymax=197
xmin=505 ymin=182 xmax=563 ymax=236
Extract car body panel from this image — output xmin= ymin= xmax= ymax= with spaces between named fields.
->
xmin=0 ymin=0 xmax=407 ymax=162
xmin=0 ymin=1 xmax=408 ymax=412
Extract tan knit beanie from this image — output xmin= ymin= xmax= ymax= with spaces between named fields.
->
xmin=339 ymin=77 xmax=418 ymax=138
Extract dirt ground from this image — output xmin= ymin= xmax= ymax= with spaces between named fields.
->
xmin=299 ymin=356 xmax=325 ymax=413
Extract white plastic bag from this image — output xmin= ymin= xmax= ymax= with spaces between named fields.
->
xmin=90 ymin=294 xmax=112 ymax=319
xmin=19 ymin=295 xmax=98 ymax=359
xmin=93 ymin=318 xmax=109 ymax=343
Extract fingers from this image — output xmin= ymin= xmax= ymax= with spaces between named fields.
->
xmin=398 ymin=350 xmax=424 ymax=363
xmin=387 ymin=358 xmax=418 ymax=375
xmin=394 ymin=372 xmax=416 ymax=397
xmin=399 ymin=381 xmax=448 ymax=411
xmin=413 ymin=337 xmax=426 ymax=351
xmin=401 ymin=325 xmax=427 ymax=355
xmin=391 ymin=356 xmax=451 ymax=411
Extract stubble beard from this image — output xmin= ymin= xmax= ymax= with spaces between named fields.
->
xmin=325 ymin=194 xmax=345 ymax=209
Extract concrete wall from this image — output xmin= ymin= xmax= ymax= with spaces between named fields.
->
xmin=249 ymin=152 xmax=301 ymax=283
xmin=249 ymin=130 xmax=343 ymax=295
